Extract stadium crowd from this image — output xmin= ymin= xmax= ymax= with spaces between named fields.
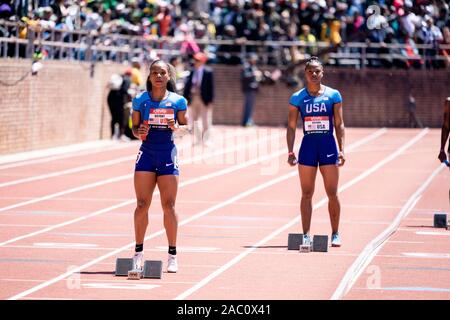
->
xmin=0 ymin=0 xmax=449 ymax=68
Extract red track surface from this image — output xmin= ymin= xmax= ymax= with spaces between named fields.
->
xmin=0 ymin=126 xmax=448 ymax=300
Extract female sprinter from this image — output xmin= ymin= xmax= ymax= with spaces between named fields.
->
xmin=286 ymin=56 xmax=345 ymax=247
xmin=131 ymin=59 xmax=188 ymax=273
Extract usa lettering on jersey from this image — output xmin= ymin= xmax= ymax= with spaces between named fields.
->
xmin=305 ymin=103 xmax=327 ymax=113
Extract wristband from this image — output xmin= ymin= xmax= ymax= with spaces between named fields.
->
xmin=288 ymin=152 xmax=295 ymax=156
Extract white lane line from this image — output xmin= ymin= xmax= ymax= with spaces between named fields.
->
xmin=6 ymin=129 xmax=384 ymax=300
xmin=0 ymin=155 xmax=136 ymax=188
xmin=0 ymin=224 xmax=53 ymax=227
xmin=331 ymin=136 xmax=446 ymax=300
xmin=0 ymin=140 xmax=117 ymax=166
xmin=0 ymin=130 xmax=280 ymax=214
xmin=401 ymin=252 xmax=450 ymax=259
xmin=415 ymin=231 xmax=450 ymax=236
xmin=82 ymin=283 xmax=160 ymax=290
xmin=0 ymin=142 xmax=141 ymax=171
xmin=0 ymin=135 xmax=284 ymax=247
xmin=7 ymin=171 xmax=298 ymax=300
xmin=33 ymin=243 xmax=99 ymax=248
xmin=154 ymin=246 xmax=220 ymax=252
xmin=175 ymin=129 xmax=429 ymax=300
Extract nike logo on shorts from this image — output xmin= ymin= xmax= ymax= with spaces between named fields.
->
xmin=165 ymin=163 xmax=174 ymax=167
xmin=327 ymin=154 xmax=335 ymax=158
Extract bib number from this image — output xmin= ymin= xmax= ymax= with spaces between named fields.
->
xmin=148 ymin=108 xmax=174 ymax=130
xmin=304 ymin=116 xmax=330 ymax=132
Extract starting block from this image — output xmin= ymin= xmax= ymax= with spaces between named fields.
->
xmin=312 ymin=235 xmax=328 ymax=252
xmin=287 ymin=233 xmax=303 ymax=250
xmin=115 ymin=258 xmax=163 ymax=279
xmin=434 ymin=213 xmax=449 ymax=229
xmin=142 ymin=260 xmax=162 ymax=279
xmin=115 ymin=258 xmax=133 ymax=276
xmin=287 ymin=233 xmax=329 ymax=252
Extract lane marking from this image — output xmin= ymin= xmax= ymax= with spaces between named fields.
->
xmin=175 ymin=129 xmax=431 ymax=300
xmin=33 ymin=243 xmax=99 ymax=248
xmin=173 ymin=129 xmax=393 ymax=300
xmin=415 ymin=231 xmax=450 ymax=236
xmin=401 ymin=252 xmax=450 ymax=259
xmin=0 ymin=134 xmax=204 ymax=187
xmin=0 ymin=134 xmax=285 ymax=247
xmin=82 ymin=283 xmax=160 ymax=290
xmin=364 ymin=286 xmax=450 ymax=293
xmin=331 ymin=130 xmax=446 ymax=300
xmin=0 ymin=155 xmax=137 ymax=189
xmin=0 ymin=140 xmax=117 ymax=166
xmin=154 ymin=246 xmax=219 ymax=252
xmin=7 ymin=170 xmax=300 ymax=300
xmin=6 ymin=129 xmax=385 ymax=300
xmin=0 ymin=130 xmax=281 ymax=213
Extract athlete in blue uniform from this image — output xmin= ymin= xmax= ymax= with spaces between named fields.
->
xmin=131 ymin=59 xmax=188 ymax=273
xmin=286 ymin=57 xmax=345 ymax=247
xmin=438 ymin=97 xmax=450 ymax=203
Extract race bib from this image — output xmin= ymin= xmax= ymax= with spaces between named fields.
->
xmin=148 ymin=108 xmax=174 ymax=129
xmin=304 ymin=116 xmax=330 ymax=132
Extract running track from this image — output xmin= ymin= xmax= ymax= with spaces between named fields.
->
xmin=0 ymin=126 xmax=448 ymax=300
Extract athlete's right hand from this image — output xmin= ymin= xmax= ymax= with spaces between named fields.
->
xmin=287 ymin=153 xmax=297 ymax=166
xmin=138 ymin=123 xmax=149 ymax=140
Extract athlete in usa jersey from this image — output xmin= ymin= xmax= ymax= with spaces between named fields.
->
xmin=132 ymin=90 xmax=187 ymax=151
xmin=130 ymin=59 xmax=188 ymax=274
xmin=286 ymin=57 xmax=345 ymax=248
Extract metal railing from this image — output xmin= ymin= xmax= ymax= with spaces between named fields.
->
xmin=1 ymin=20 xmax=449 ymax=69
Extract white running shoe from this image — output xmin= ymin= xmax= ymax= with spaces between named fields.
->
xmin=331 ymin=233 xmax=341 ymax=247
xmin=167 ymin=254 xmax=178 ymax=273
xmin=302 ymin=233 xmax=311 ymax=246
xmin=132 ymin=252 xmax=144 ymax=270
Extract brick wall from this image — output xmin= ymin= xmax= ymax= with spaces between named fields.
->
xmin=0 ymin=59 xmax=121 ymax=155
xmin=0 ymin=59 xmax=448 ymax=155
xmin=212 ymin=65 xmax=450 ymax=128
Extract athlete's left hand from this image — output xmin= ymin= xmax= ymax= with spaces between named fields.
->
xmin=337 ymin=151 xmax=345 ymax=167
xmin=167 ymin=119 xmax=177 ymax=131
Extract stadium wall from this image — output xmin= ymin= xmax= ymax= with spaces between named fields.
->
xmin=0 ymin=59 xmax=448 ymax=155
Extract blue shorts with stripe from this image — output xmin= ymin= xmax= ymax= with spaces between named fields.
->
xmin=135 ymin=144 xmax=179 ymax=176
xmin=298 ymin=133 xmax=338 ymax=167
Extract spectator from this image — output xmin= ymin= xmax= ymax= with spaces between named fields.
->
xmin=107 ymin=73 xmax=128 ymax=140
xmin=183 ymin=52 xmax=215 ymax=145
xmin=241 ymin=53 xmax=262 ymax=127
xmin=299 ymin=24 xmax=317 ymax=56
xmin=130 ymin=57 xmax=144 ymax=88
xmin=154 ymin=2 xmax=171 ymax=37
xmin=406 ymin=93 xmax=423 ymax=128
xmin=417 ymin=15 xmax=444 ymax=69
xmin=440 ymin=26 xmax=450 ymax=68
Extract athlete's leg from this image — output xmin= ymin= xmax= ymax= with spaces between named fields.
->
xmin=157 ymin=175 xmax=179 ymax=247
xmin=134 ymin=172 xmax=157 ymax=245
xmin=319 ymin=165 xmax=340 ymax=234
xmin=190 ymin=97 xmax=202 ymax=145
xmin=200 ymin=103 xmax=210 ymax=143
xmin=299 ymin=164 xmax=318 ymax=234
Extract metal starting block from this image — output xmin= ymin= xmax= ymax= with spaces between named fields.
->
xmin=115 ymin=258 xmax=133 ymax=276
xmin=434 ymin=213 xmax=449 ymax=229
xmin=312 ymin=235 xmax=328 ymax=252
xmin=288 ymin=233 xmax=329 ymax=252
xmin=287 ymin=233 xmax=303 ymax=250
xmin=142 ymin=260 xmax=162 ymax=279
xmin=115 ymin=258 xmax=163 ymax=279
